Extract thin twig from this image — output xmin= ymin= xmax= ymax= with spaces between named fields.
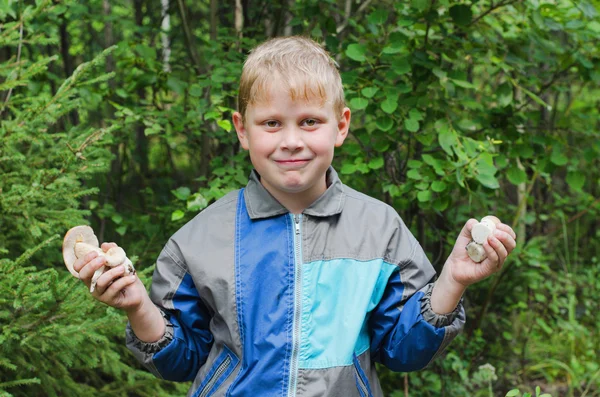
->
xmin=469 ymin=0 xmax=521 ymax=27
xmin=0 ymin=16 xmax=24 ymax=118
xmin=336 ymin=0 xmax=373 ymax=34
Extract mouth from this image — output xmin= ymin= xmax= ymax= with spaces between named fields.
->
xmin=274 ymin=159 xmax=311 ymax=167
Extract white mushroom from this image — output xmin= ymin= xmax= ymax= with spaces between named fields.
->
xmin=466 ymin=240 xmax=487 ymax=263
xmin=466 ymin=216 xmax=501 ymax=263
xmin=62 ymin=225 xmax=135 ymax=292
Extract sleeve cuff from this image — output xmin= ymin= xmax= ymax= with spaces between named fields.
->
xmin=127 ymin=309 xmax=174 ymax=354
xmin=419 ymin=283 xmax=463 ymax=328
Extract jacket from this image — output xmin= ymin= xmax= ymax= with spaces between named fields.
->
xmin=126 ymin=167 xmax=466 ymax=397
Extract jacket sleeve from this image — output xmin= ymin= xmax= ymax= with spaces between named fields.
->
xmin=126 ymin=239 xmax=214 ymax=381
xmin=368 ymin=218 xmax=465 ymax=372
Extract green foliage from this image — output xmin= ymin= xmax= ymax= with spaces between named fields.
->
xmin=0 ymin=0 xmax=598 ymax=395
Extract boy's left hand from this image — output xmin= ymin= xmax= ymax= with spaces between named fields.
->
xmin=446 ymin=218 xmax=517 ymax=287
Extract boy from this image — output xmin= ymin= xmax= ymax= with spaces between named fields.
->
xmin=74 ymin=36 xmax=516 ymax=397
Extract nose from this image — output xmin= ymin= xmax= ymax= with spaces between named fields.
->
xmin=280 ymin=125 xmax=304 ymax=152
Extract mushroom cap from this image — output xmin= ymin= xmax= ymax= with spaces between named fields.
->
xmin=481 ymin=215 xmax=501 ymax=225
xmin=466 ymin=241 xmax=487 ymax=263
xmin=63 ymin=225 xmax=99 ymax=278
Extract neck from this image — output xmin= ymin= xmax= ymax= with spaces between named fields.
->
xmin=261 ymin=179 xmax=327 ymax=215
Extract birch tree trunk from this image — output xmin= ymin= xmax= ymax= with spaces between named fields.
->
xmin=161 ymin=0 xmax=171 ymax=72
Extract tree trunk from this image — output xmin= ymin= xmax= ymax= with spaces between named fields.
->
xmin=283 ymin=0 xmax=293 ymax=36
xmin=161 ymin=0 xmax=171 ymax=72
xmin=59 ymin=15 xmax=79 ymax=126
xmin=134 ymin=0 xmax=149 ymax=211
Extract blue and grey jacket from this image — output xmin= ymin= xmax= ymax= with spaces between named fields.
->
xmin=126 ymin=167 xmax=465 ymax=397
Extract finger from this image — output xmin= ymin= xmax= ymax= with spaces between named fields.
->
xmin=94 ymin=265 xmax=125 ymax=294
xmin=494 ymin=229 xmax=517 ymax=254
xmin=482 ymin=240 xmax=500 ymax=270
xmin=496 ymin=223 xmax=517 ymax=241
xmin=73 ymin=250 xmax=99 ymax=273
xmin=101 ymin=242 xmax=118 ymax=252
xmin=488 ymin=235 xmax=508 ymax=269
xmin=462 ymin=218 xmax=479 ymax=238
xmin=101 ymin=274 xmax=138 ymax=302
xmin=78 ymin=255 xmax=106 ymax=281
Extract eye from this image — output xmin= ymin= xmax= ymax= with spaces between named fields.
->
xmin=264 ymin=120 xmax=280 ymax=128
xmin=302 ymin=118 xmax=318 ymax=127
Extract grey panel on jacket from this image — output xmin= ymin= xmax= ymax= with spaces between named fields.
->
xmin=296 ymin=350 xmax=382 ymax=397
xmin=126 ymin=190 xmax=243 ymax=385
xmin=303 ymin=185 xmax=436 ymax=287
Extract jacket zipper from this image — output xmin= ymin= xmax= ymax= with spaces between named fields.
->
xmin=353 ymin=363 xmax=369 ymax=397
xmin=287 ymin=213 xmax=303 ymax=397
xmin=198 ymin=355 xmax=231 ymax=397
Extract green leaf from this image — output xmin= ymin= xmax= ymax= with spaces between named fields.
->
xmin=412 ymin=0 xmax=429 ymax=11
xmin=450 ymin=4 xmax=473 ymax=26
xmin=566 ymin=171 xmax=585 ymax=191
xmin=172 ymin=186 xmax=191 ymax=200
xmin=392 ymin=58 xmax=411 ymax=75
xmin=381 ymin=98 xmax=398 ymax=114
xmin=340 ymin=163 xmax=357 ymax=174
xmin=217 ymin=119 xmax=232 ymax=132
xmin=376 ymin=116 xmax=394 ymax=132
xmin=407 ymin=169 xmax=422 ymax=180
xmin=505 ymin=390 xmax=520 ymax=397
xmin=187 ymin=193 xmax=209 ymax=211
xmin=382 ymin=45 xmax=404 ymax=54
xmin=436 ymin=120 xmax=455 ymax=156
xmin=361 ymin=86 xmax=379 ymax=98
xmin=111 ymin=214 xmax=123 ymax=225
xmin=451 ymin=79 xmax=477 ymax=89
xmin=367 ymin=9 xmax=388 ymax=25
xmin=171 ymin=210 xmax=185 ymax=221
xmin=350 ymin=97 xmax=369 ymax=110
xmin=550 ymin=146 xmax=568 ymax=166
xmin=189 ymin=84 xmax=203 ymax=97
xmin=432 ymin=68 xmax=447 ymax=79
xmin=433 ymin=196 xmax=449 ymax=211
xmin=431 ymin=181 xmax=447 ymax=192
xmin=368 ymin=157 xmax=384 ymax=170
xmin=346 ymin=44 xmax=366 ymax=62
xmin=521 ymin=86 xmax=552 ymax=110
xmin=404 ymin=118 xmax=419 ymax=132
xmin=417 ymin=190 xmax=432 ymax=202
xmin=496 ymin=82 xmax=513 ymax=107
xmin=506 ymin=166 xmax=527 ymax=185
xmin=409 ymin=108 xmax=423 ymax=121
xmin=476 ymin=173 xmax=500 ymax=189
xmin=116 ymin=226 xmax=127 ymax=236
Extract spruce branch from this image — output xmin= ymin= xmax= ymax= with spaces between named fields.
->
xmin=14 ymin=235 xmax=59 ymax=267
xmin=0 ymin=14 xmax=23 ymax=118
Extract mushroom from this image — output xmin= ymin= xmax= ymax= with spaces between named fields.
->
xmin=466 ymin=216 xmax=501 ymax=263
xmin=62 ymin=225 xmax=135 ymax=292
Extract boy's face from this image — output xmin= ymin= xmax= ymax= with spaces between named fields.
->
xmin=233 ymin=82 xmax=350 ymax=207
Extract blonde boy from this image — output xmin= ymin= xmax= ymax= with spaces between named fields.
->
xmin=74 ymin=36 xmax=516 ymax=396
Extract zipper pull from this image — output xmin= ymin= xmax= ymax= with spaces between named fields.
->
xmin=294 ymin=215 xmax=300 ymax=235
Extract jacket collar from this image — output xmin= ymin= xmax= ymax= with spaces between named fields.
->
xmin=243 ymin=166 xmax=346 ymax=219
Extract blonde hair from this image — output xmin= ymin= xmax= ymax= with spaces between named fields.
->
xmin=238 ymin=36 xmax=345 ymax=120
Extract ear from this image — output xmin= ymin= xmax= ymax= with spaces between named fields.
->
xmin=232 ymin=111 xmax=249 ymax=150
xmin=334 ymin=107 xmax=351 ymax=147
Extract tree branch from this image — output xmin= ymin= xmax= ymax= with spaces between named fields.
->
xmin=336 ymin=0 xmax=373 ymax=34
xmin=0 ymin=16 xmax=23 ymax=118
xmin=469 ymin=0 xmax=521 ymax=27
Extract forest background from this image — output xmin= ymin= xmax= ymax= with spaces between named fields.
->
xmin=1 ymin=0 xmax=599 ymax=396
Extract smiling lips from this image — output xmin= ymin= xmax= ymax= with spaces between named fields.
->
xmin=274 ymin=159 xmax=311 ymax=167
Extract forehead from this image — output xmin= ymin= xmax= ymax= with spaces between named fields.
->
xmin=247 ymin=74 xmax=332 ymax=113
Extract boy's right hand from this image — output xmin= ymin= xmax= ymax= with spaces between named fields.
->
xmin=73 ymin=242 xmax=148 ymax=313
